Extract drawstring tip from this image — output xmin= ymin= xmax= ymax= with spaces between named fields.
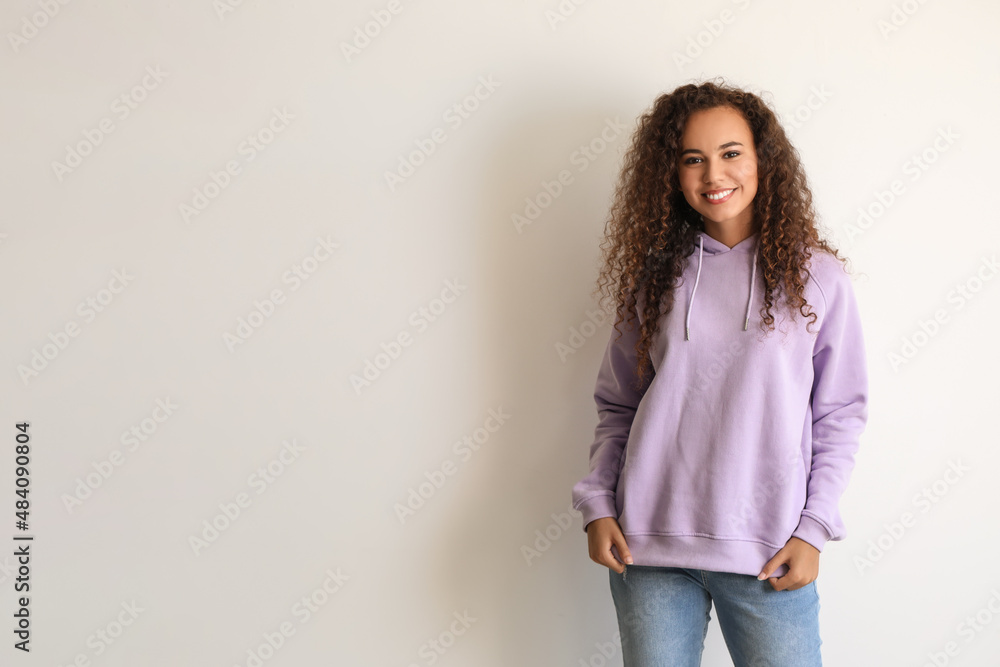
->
xmin=685 ymin=325 xmax=690 ymax=341
xmin=743 ymin=317 xmax=749 ymax=331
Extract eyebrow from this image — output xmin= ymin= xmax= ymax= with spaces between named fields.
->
xmin=680 ymin=141 xmax=743 ymax=156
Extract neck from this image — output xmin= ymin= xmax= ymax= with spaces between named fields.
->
xmin=701 ymin=221 xmax=755 ymax=249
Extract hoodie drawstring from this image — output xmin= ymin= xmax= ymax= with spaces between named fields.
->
xmin=684 ymin=236 xmax=704 ymax=341
xmin=744 ymin=247 xmax=757 ymax=331
xmin=685 ymin=235 xmax=757 ymax=341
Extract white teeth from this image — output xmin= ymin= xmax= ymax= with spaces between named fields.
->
xmin=705 ymin=188 xmax=734 ymax=200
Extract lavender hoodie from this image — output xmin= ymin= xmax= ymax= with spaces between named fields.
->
xmin=571 ymin=231 xmax=869 ymax=578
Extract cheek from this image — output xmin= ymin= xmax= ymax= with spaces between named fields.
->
xmin=737 ymin=163 xmax=758 ymax=191
xmin=677 ymin=172 xmax=697 ymax=197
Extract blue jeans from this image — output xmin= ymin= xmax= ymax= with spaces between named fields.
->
xmin=609 ymin=565 xmax=823 ymax=666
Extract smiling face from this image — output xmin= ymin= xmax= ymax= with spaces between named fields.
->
xmin=677 ymin=105 xmax=759 ymax=235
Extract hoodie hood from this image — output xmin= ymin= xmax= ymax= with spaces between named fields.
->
xmin=685 ymin=231 xmax=759 ymax=341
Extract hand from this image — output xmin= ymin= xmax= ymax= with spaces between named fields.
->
xmin=757 ymin=536 xmax=820 ymax=591
xmin=585 ymin=517 xmax=633 ymax=573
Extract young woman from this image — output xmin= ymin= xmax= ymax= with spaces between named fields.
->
xmin=571 ymin=79 xmax=869 ymax=666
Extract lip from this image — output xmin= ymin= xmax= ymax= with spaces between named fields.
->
xmin=702 ymin=187 xmax=735 ymax=204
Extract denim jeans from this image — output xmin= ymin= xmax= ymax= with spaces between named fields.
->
xmin=609 ymin=564 xmax=822 ymax=666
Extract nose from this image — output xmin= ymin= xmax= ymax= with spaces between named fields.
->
xmin=702 ymin=158 xmax=724 ymax=186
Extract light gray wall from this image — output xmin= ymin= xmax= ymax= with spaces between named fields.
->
xmin=1 ymin=0 xmax=996 ymax=665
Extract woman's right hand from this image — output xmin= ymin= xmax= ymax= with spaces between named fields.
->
xmin=586 ymin=517 xmax=633 ymax=573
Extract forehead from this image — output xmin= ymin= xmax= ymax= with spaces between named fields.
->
xmin=680 ymin=107 xmax=753 ymax=143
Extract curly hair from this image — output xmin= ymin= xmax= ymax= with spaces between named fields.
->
xmin=592 ymin=78 xmax=850 ymax=387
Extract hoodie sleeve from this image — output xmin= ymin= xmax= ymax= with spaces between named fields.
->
xmin=571 ymin=298 xmax=654 ymax=533
xmin=791 ymin=259 xmax=870 ymax=552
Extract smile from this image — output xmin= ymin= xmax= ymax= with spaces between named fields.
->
xmin=703 ymin=188 xmax=735 ymax=203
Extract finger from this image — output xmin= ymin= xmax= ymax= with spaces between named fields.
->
xmin=768 ymin=569 xmax=802 ymax=592
xmin=602 ymin=546 xmax=625 ymax=574
xmin=758 ymin=550 xmax=788 ymax=580
xmin=614 ymin=533 xmax=634 ymax=565
xmin=604 ymin=539 xmax=625 ymax=574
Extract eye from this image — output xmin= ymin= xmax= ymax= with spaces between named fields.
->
xmin=683 ymin=156 xmax=702 ymax=165
xmin=724 ymin=151 xmax=740 ymax=158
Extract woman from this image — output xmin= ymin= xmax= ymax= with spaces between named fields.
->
xmin=570 ymin=79 xmax=869 ymax=666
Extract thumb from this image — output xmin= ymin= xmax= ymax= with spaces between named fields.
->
xmin=758 ymin=548 xmax=787 ymax=580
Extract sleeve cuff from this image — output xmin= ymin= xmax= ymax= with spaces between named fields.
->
xmin=575 ymin=494 xmax=618 ymax=533
xmin=791 ymin=513 xmax=832 ymax=552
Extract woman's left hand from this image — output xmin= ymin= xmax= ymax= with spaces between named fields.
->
xmin=757 ymin=536 xmax=820 ymax=591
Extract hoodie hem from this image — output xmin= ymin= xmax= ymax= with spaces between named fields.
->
xmin=611 ymin=533 xmax=790 ymax=578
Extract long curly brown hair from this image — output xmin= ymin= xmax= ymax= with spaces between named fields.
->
xmin=593 ymin=78 xmax=850 ymax=387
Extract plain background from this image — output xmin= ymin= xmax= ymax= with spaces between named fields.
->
xmin=2 ymin=1 xmax=998 ymax=665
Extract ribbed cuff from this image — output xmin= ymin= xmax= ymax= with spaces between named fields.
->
xmin=791 ymin=513 xmax=832 ymax=552
xmin=574 ymin=494 xmax=617 ymax=533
